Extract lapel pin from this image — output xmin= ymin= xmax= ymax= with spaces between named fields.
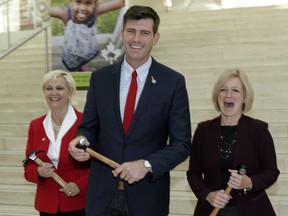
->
xmin=151 ymin=76 xmax=157 ymax=84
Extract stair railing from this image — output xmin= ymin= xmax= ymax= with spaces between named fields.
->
xmin=0 ymin=0 xmax=50 ymax=73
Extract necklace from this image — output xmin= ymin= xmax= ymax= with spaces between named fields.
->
xmin=52 ymin=119 xmax=61 ymax=132
xmin=219 ymin=131 xmax=237 ymax=160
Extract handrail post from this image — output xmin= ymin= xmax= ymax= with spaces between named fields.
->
xmin=44 ymin=27 xmax=49 ymax=73
xmin=6 ymin=0 xmax=11 ymax=49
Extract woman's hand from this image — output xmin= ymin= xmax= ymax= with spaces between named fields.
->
xmin=60 ymin=182 xmax=80 ymax=197
xmin=37 ymin=162 xmax=55 ymax=178
xmin=206 ymin=190 xmax=231 ymax=208
xmin=228 ymin=169 xmax=253 ymax=190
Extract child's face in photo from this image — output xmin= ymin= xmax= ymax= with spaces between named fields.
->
xmin=70 ymin=0 xmax=96 ymax=23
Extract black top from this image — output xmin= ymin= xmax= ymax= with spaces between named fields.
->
xmin=220 ymin=126 xmax=237 ymax=206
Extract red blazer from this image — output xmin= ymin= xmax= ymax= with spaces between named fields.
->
xmin=24 ymin=108 xmax=90 ymax=213
xmin=187 ymin=115 xmax=279 ymax=216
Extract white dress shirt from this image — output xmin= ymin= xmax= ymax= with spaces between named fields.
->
xmin=119 ymin=56 xmax=152 ymax=121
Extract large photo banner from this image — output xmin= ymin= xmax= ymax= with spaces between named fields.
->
xmin=40 ymin=0 xmax=126 ymax=88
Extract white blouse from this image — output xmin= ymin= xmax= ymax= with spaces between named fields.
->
xmin=43 ymin=105 xmax=77 ymax=168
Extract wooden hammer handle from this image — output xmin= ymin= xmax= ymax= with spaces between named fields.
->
xmin=85 ymin=147 xmax=120 ymax=169
xmin=209 ymin=186 xmax=232 ymax=216
xmin=34 ymin=158 xmax=67 ymax=188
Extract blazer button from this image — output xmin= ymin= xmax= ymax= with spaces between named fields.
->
xmin=123 ymin=143 xmax=127 ymax=148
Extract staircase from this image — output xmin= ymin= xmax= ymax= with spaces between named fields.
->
xmin=0 ymin=3 xmax=288 ymax=216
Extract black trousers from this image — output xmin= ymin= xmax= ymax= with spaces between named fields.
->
xmin=40 ymin=209 xmax=85 ymax=216
xmin=219 ymin=206 xmax=238 ymax=216
xmin=100 ymin=190 xmax=130 ymax=216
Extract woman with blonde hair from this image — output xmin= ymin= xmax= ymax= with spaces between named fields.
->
xmin=24 ymin=70 xmax=90 ymax=216
xmin=187 ymin=69 xmax=279 ymax=216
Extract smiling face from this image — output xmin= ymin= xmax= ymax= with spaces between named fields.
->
xmin=70 ymin=0 xmax=96 ymax=24
xmin=121 ymin=18 xmax=160 ymax=69
xmin=218 ymin=77 xmax=245 ymax=124
xmin=44 ymin=77 xmax=72 ymax=112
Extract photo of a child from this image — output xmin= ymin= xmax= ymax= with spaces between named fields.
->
xmin=49 ymin=0 xmax=125 ymax=71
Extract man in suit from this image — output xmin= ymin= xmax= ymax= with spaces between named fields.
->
xmin=68 ymin=5 xmax=192 ymax=216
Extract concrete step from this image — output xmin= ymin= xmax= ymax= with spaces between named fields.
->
xmin=0 ymin=60 xmax=48 ymax=70
xmin=159 ymin=14 xmax=288 ymax=33
xmin=154 ymin=55 xmax=288 ymax=70
xmin=0 ymin=111 xmax=45 ymax=124
xmin=155 ymin=54 xmax=288 ymax=68
xmin=153 ymin=44 xmax=288 ymax=58
xmin=0 ymin=177 xmax=288 ymax=216
xmin=0 ymin=69 xmax=45 ymax=77
xmin=0 ymin=204 xmax=37 ymax=216
xmin=0 ymin=90 xmax=87 ymax=102
xmin=0 ymin=150 xmax=26 ymax=167
xmin=0 ymin=167 xmax=28 ymax=185
xmin=0 ymin=124 xmax=28 ymax=137
xmin=0 ymin=102 xmax=46 ymax=113
xmin=0 ymin=136 xmax=27 ymax=151
xmin=1 ymin=56 xmax=47 ymax=67
xmin=159 ymin=22 xmax=288 ymax=39
xmin=0 ymin=184 xmax=35 ymax=206
xmin=156 ymin=34 xmax=288 ymax=47
xmin=160 ymin=5 xmax=288 ymax=22
xmin=0 ymin=91 xmax=87 ymax=112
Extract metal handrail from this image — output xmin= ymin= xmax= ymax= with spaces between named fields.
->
xmin=0 ymin=0 xmax=50 ymax=73
xmin=0 ymin=0 xmax=11 ymax=6
xmin=0 ymin=23 xmax=50 ymax=66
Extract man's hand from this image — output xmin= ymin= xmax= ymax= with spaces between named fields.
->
xmin=68 ymin=136 xmax=90 ymax=161
xmin=112 ymin=159 xmax=149 ymax=184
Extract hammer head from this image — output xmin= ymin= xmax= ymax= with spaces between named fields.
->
xmin=236 ymin=163 xmax=247 ymax=175
xmin=22 ymin=150 xmax=45 ymax=166
xmin=76 ymin=138 xmax=87 ymax=150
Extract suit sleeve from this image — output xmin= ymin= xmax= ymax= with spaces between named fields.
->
xmin=248 ymin=121 xmax=279 ymax=191
xmin=24 ymin=122 xmax=46 ymax=185
xmin=76 ymin=72 xmax=99 ymax=147
xmin=186 ymin=123 xmax=211 ymax=203
xmin=147 ymin=74 xmax=192 ymax=180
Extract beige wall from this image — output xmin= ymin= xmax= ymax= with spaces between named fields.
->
xmin=126 ymin=0 xmax=168 ymax=12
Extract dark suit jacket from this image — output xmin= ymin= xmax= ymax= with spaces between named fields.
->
xmin=77 ymin=58 xmax=192 ymax=216
xmin=24 ymin=108 xmax=90 ymax=213
xmin=187 ymin=114 xmax=279 ymax=216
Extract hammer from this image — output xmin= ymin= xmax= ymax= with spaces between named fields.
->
xmin=22 ymin=150 xmax=67 ymax=188
xmin=209 ymin=164 xmax=246 ymax=216
xmin=76 ymin=138 xmax=120 ymax=169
